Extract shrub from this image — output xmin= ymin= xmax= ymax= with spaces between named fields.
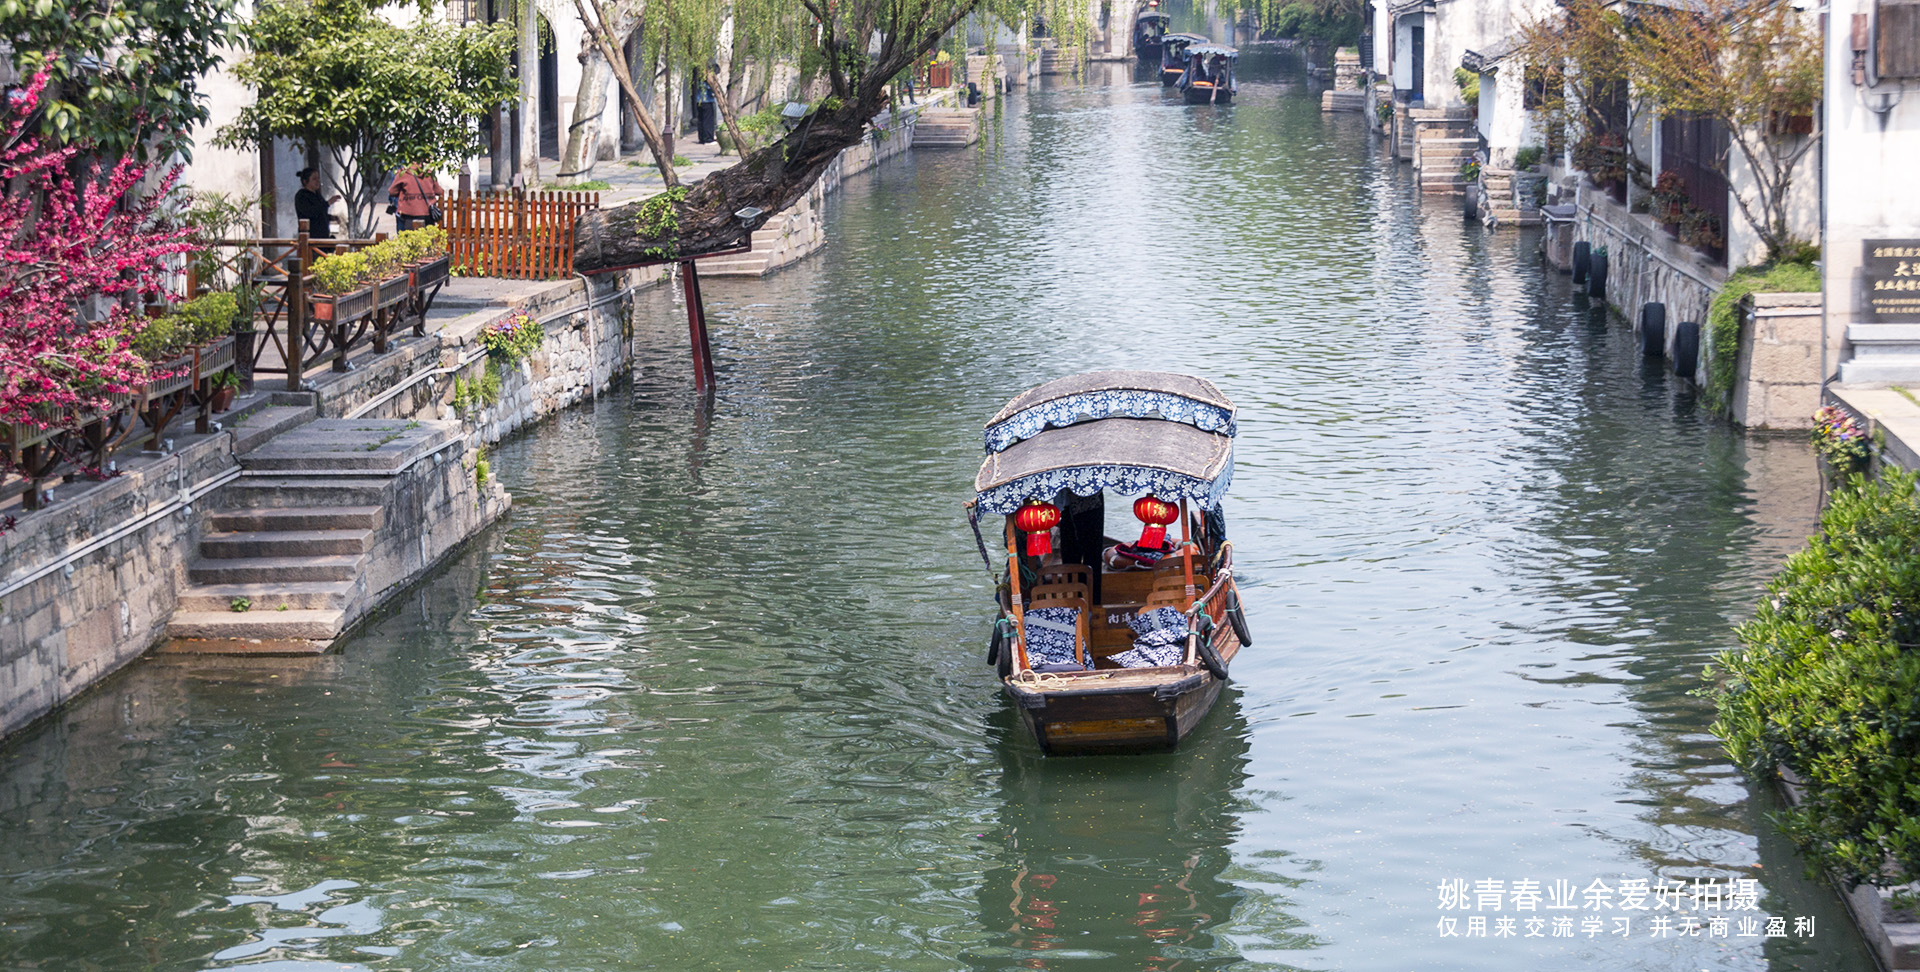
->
xmin=395 ymin=225 xmax=448 ymax=264
xmin=176 ymin=292 xmax=239 ymax=344
xmin=311 ymin=251 xmax=369 ymax=295
xmin=1513 ymin=145 xmax=1543 ymax=171
xmin=131 ymin=316 xmax=188 ymax=362
xmin=1710 ymin=470 xmax=1920 ymax=889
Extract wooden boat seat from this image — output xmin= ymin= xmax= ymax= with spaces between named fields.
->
xmin=1038 ymin=564 xmax=1094 ymax=591
xmin=1025 ymin=582 xmax=1092 ymax=668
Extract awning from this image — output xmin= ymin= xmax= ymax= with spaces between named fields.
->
xmin=973 ymin=418 xmax=1234 ymax=515
xmin=983 ymin=370 xmax=1238 ymax=453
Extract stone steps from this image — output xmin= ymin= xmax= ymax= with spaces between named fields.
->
xmin=166 ymin=608 xmax=347 ymax=641
xmin=200 ymin=528 xmax=376 ymax=559
xmin=230 ymin=404 xmax=319 ymax=454
xmin=188 ymin=554 xmax=365 ymax=585
xmin=914 ymin=110 xmax=979 ymax=148
xmin=1320 ymin=91 xmax=1367 ymax=113
xmin=208 ymin=505 xmax=384 ymax=533
xmin=177 ymin=581 xmax=356 ymax=612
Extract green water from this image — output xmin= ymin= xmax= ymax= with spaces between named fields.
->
xmin=0 ymin=45 xmax=1877 ymax=972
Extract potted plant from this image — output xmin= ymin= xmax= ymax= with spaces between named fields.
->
xmin=309 ymin=250 xmax=376 ymax=322
xmin=131 ymin=314 xmax=198 ymax=398
xmin=1651 ymin=172 xmax=1688 ymax=229
xmin=400 ymin=226 xmax=451 ymax=290
xmin=208 ymin=370 xmax=241 ymax=412
xmin=366 ymin=239 xmax=412 ymax=311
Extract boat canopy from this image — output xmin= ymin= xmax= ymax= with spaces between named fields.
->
xmin=974 ymin=417 xmax=1234 ymax=515
xmin=983 ymin=369 xmax=1238 ymax=453
xmin=1137 ymin=10 xmax=1172 ymax=23
xmin=1189 ymin=44 xmax=1239 ymax=58
xmin=1163 ymin=32 xmax=1209 ymax=47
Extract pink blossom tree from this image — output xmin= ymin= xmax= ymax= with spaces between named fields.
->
xmin=0 ymin=60 xmax=192 ymax=478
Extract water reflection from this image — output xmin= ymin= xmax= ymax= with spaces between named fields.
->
xmin=967 ymin=697 xmax=1304 ymax=970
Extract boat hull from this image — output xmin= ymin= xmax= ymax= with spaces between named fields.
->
xmin=1002 ymin=626 xmax=1242 ymax=756
xmin=1182 ymin=85 xmax=1234 ymax=105
xmin=1161 ymin=68 xmax=1183 ymax=87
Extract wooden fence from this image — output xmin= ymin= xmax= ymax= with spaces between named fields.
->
xmin=444 ymin=189 xmax=600 ymax=279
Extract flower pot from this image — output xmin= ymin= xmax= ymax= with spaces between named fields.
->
xmin=376 ymin=273 xmax=412 ymax=310
xmin=311 ymin=285 xmax=375 ymax=323
xmin=409 ymin=253 xmax=450 ymax=291
xmin=211 ymin=386 xmax=236 ymax=413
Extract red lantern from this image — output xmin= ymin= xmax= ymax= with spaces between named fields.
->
xmin=1013 ymin=500 xmax=1062 ymax=556
xmin=1133 ymin=496 xmax=1179 ymax=550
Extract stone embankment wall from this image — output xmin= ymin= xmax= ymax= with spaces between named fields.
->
xmin=1732 ymin=293 xmax=1823 ymax=431
xmin=0 ymin=435 xmax=234 ymax=736
xmin=1576 ymin=187 xmax=1726 ymax=382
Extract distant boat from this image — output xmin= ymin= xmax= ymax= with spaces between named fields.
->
xmin=1160 ymin=33 xmax=1207 ymax=87
xmin=969 ymin=371 xmax=1252 ymax=756
xmin=1134 ymin=10 xmax=1171 ymax=60
xmin=1179 ymin=44 xmax=1239 ymax=105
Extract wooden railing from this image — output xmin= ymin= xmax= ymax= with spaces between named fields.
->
xmin=189 ymin=223 xmax=447 ymax=394
xmin=444 ymin=189 xmax=600 ymax=279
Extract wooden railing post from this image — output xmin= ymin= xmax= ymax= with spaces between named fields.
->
xmin=290 ymin=222 xmax=310 ymax=391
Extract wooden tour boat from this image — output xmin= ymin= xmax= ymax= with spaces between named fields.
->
xmin=968 ymin=371 xmax=1252 ymax=756
xmin=1160 ymin=33 xmax=1208 ymax=87
xmin=1134 ymin=10 xmax=1172 ymax=60
xmin=1179 ymin=44 xmax=1239 ymax=104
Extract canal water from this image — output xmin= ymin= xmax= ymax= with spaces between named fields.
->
xmin=0 ymin=46 xmax=1876 ymax=972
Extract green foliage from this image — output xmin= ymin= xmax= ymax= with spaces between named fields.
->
xmin=229 ymin=596 xmax=252 ymax=613
xmin=0 ymin=0 xmax=240 ymax=159
xmin=554 ymin=180 xmax=613 ymax=191
xmin=311 ymin=251 xmax=371 ymax=295
xmin=1376 ymin=100 xmax=1393 ymax=123
xmin=1453 ymin=68 xmax=1480 ymax=108
xmin=480 ymin=314 xmax=544 ymax=363
xmin=395 ymin=226 xmax=449 ymax=264
xmin=474 ymin=446 xmax=490 ymax=488
xmin=219 ymin=0 xmax=517 ymax=238
xmin=1709 ymin=470 xmax=1920 ymax=889
xmin=1514 ymin=145 xmax=1544 ymax=171
xmin=176 ymin=292 xmax=239 ymax=344
xmin=671 ymin=155 xmax=693 ymax=168
xmin=1812 ymin=405 xmax=1873 ymax=474
xmin=131 ymin=316 xmax=187 ymax=362
xmin=629 ymin=186 xmax=690 ymax=261
xmin=1461 ymin=161 xmax=1481 ymax=182
xmin=211 ymin=370 xmax=242 ymax=391
xmin=1704 ymin=261 xmax=1821 ymax=411
xmin=1250 ymin=0 xmax=1364 ymax=45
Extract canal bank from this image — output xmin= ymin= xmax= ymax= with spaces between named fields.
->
xmin=0 ymin=48 xmax=1883 ymax=972
xmin=0 ymin=98 xmax=939 ymax=741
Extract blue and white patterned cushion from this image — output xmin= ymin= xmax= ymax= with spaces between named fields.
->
xmin=1110 ymin=607 xmax=1188 ymax=668
xmin=984 ymin=389 xmax=1238 ymax=453
xmin=1024 ymin=606 xmax=1088 ymax=670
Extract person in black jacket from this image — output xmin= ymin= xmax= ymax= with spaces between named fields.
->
xmin=294 ymin=167 xmax=341 ymax=239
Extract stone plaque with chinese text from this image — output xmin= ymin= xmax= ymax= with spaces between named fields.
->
xmin=1865 ymin=239 xmax=1920 ymax=322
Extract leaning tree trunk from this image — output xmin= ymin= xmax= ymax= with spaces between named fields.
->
xmin=573 ymin=107 xmax=875 ymax=272
xmin=560 ymin=46 xmax=615 ymax=183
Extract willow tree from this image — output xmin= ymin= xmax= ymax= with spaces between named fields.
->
xmin=571 ymin=0 xmax=1080 ymax=271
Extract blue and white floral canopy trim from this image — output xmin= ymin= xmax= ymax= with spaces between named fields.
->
xmin=982 ymin=370 xmax=1238 ymax=455
xmin=984 ymin=388 xmax=1238 ymax=454
xmin=974 ymin=459 xmax=1233 ymax=517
